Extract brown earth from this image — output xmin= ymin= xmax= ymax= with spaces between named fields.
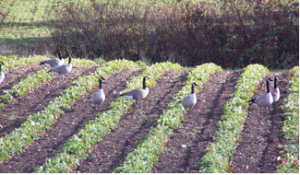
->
xmin=0 ymin=66 xmax=97 ymax=137
xmin=152 ymin=71 xmax=241 ymax=173
xmin=0 ymin=68 xmax=144 ymax=173
xmin=76 ymin=70 xmax=189 ymax=173
xmin=0 ymin=68 xmax=294 ymax=173
xmin=230 ymin=72 xmax=291 ymax=173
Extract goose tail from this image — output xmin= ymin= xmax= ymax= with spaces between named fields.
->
xmin=248 ymin=99 xmax=255 ymax=105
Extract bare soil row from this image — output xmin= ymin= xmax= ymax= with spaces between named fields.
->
xmin=0 ymin=67 xmax=291 ymax=173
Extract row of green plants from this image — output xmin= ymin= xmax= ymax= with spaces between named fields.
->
xmin=34 ymin=61 xmax=183 ymax=173
xmin=0 ymin=57 xmax=97 ymax=103
xmin=196 ymin=64 xmax=269 ymax=173
xmin=0 ymin=59 xmax=140 ymax=163
xmin=0 ymin=55 xmax=49 ymax=72
xmin=276 ymin=66 xmax=299 ymax=173
xmin=114 ymin=63 xmax=222 ymax=173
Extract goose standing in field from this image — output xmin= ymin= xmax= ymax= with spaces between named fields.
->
xmin=90 ymin=77 xmax=105 ymax=109
xmin=181 ymin=82 xmax=197 ymax=110
xmin=0 ymin=62 xmax=5 ymax=86
xmin=272 ymin=76 xmax=280 ymax=103
xmin=48 ymin=54 xmax=73 ymax=80
xmin=249 ymin=78 xmax=273 ymax=114
xmin=120 ymin=76 xmax=150 ymax=106
xmin=40 ymin=51 xmax=65 ymax=68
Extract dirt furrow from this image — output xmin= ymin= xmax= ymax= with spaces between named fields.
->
xmin=0 ymin=65 xmax=44 ymax=96
xmin=76 ymin=70 xmax=189 ymax=173
xmin=0 ymin=68 xmax=143 ymax=173
xmin=0 ymin=66 xmax=97 ymax=138
xmin=230 ymin=72 xmax=291 ymax=173
xmin=152 ymin=71 xmax=241 ymax=173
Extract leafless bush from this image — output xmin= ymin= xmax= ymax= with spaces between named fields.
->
xmin=49 ymin=0 xmax=299 ymax=69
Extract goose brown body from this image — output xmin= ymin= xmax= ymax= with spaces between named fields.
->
xmin=181 ymin=82 xmax=197 ymax=109
xmin=120 ymin=76 xmax=149 ymax=106
xmin=90 ymin=77 xmax=105 ymax=109
xmin=271 ymin=76 xmax=280 ymax=103
xmin=40 ymin=51 xmax=65 ymax=68
xmin=249 ymin=78 xmax=273 ymax=113
xmin=48 ymin=54 xmax=73 ymax=80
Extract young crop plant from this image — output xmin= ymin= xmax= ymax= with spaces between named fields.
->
xmin=114 ymin=63 xmax=222 ymax=173
xmin=0 ymin=57 xmax=97 ymax=103
xmin=196 ymin=64 xmax=269 ymax=173
xmin=34 ymin=61 xmax=183 ymax=173
xmin=0 ymin=58 xmax=126 ymax=163
xmin=276 ymin=66 xmax=299 ymax=173
xmin=0 ymin=55 xmax=49 ymax=72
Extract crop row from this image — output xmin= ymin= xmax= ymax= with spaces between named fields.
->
xmin=114 ymin=63 xmax=222 ymax=173
xmin=276 ymin=66 xmax=299 ymax=173
xmin=0 ymin=59 xmax=141 ymax=162
xmin=197 ymin=64 xmax=269 ymax=173
xmin=0 ymin=55 xmax=49 ymax=72
xmin=34 ymin=61 xmax=183 ymax=173
xmin=0 ymin=57 xmax=97 ymax=103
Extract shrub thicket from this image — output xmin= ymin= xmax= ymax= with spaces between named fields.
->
xmin=49 ymin=0 xmax=298 ymax=69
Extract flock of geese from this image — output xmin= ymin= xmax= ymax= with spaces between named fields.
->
xmin=0 ymin=53 xmax=280 ymax=113
xmin=249 ymin=76 xmax=280 ymax=114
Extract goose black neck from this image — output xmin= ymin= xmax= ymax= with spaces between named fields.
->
xmin=0 ymin=64 xmax=2 ymax=72
xmin=191 ymin=84 xmax=195 ymax=94
xmin=274 ymin=78 xmax=277 ymax=88
xmin=99 ymin=79 xmax=102 ymax=89
xmin=68 ymin=57 xmax=72 ymax=64
xmin=143 ymin=77 xmax=147 ymax=89
xmin=266 ymin=80 xmax=270 ymax=93
xmin=59 ymin=52 xmax=62 ymax=60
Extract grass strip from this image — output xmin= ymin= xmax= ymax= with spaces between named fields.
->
xmin=0 ymin=59 xmax=142 ymax=163
xmin=195 ymin=64 xmax=269 ymax=173
xmin=34 ymin=61 xmax=183 ymax=173
xmin=114 ymin=63 xmax=222 ymax=173
xmin=0 ymin=57 xmax=97 ymax=103
xmin=276 ymin=66 xmax=299 ymax=173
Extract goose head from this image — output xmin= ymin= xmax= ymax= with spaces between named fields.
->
xmin=99 ymin=77 xmax=105 ymax=81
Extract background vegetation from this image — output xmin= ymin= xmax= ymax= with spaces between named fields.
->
xmin=0 ymin=0 xmax=298 ymax=69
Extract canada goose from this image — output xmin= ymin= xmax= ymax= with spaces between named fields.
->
xmin=120 ymin=76 xmax=150 ymax=106
xmin=0 ymin=62 xmax=5 ymax=85
xmin=181 ymin=82 xmax=197 ymax=110
xmin=249 ymin=78 xmax=273 ymax=114
xmin=90 ymin=77 xmax=105 ymax=109
xmin=272 ymin=76 xmax=280 ymax=103
xmin=40 ymin=51 xmax=65 ymax=68
xmin=48 ymin=54 xmax=73 ymax=80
